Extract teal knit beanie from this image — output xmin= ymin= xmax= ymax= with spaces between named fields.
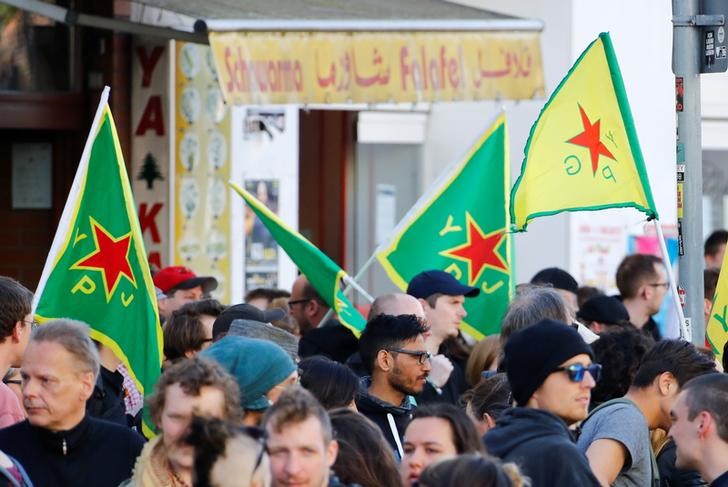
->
xmin=201 ymin=335 xmax=296 ymax=411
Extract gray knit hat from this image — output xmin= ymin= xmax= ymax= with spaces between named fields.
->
xmin=228 ymin=319 xmax=299 ymax=363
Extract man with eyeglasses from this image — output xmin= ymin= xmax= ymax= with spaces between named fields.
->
xmin=355 ymin=313 xmax=431 ymax=461
xmin=578 ymin=339 xmax=717 ymax=487
xmin=290 ymin=275 xmax=358 ymax=364
xmin=0 ymin=276 xmax=34 ymax=427
xmin=616 ymin=254 xmax=668 ymax=341
xmin=485 ymin=319 xmax=601 ymax=487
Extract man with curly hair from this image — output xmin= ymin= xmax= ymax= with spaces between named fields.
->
xmin=128 ymin=357 xmax=241 ymax=486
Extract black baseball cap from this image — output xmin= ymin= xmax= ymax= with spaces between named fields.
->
xmin=406 ymin=270 xmax=480 ymax=299
xmin=212 ymin=303 xmax=286 ymax=340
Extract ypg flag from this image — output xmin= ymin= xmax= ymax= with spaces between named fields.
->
xmin=34 ymin=88 xmax=162 ymax=436
xmin=707 ymin=254 xmax=728 ymax=364
xmin=510 ymin=32 xmax=658 ymax=231
xmin=230 ymin=183 xmax=367 ymax=335
xmin=377 ymin=114 xmax=512 ymax=338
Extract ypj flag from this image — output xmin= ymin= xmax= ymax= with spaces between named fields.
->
xmin=230 ymin=183 xmax=367 ymax=335
xmin=34 ymin=87 xmax=162 ymax=437
xmin=510 ymin=32 xmax=658 ymax=231
xmin=707 ymin=253 xmax=728 ymax=364
xmin=377 ymin=113 xmax=512 ymax=338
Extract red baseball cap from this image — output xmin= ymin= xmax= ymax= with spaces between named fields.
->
xmin=153 ymin=266 xmax=217 ymax=295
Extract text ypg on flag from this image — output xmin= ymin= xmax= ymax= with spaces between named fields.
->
xmin=377 ymin=113 xmax=513 ymax=338
xmin=510 ymin=32 xmax=658 ymax=231
xmin=33 ymin=87 xmax=162 ymax=437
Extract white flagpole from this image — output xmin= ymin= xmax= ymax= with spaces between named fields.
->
xmin=654 ymin=218 xmax=690 ymax=340
xmin=32 ymin=86 xmax=111 ymax=314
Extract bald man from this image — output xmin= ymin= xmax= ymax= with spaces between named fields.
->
xmin=348 ymin=293 xmax=441 ymax=379
xmin=367 ymin=293 xmax=425 ymax=320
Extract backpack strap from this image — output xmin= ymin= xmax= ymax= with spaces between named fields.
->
xmin=579 ymin=397 xmax=660 ymax=487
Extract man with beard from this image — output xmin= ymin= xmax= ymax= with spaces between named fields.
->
xmin=128 ymin=357 xmax=241 ymax=486
xmin=355 ymin=314 xmax=431 ymax=461
xmin=290 ymin=275 xmax=358 ymax=364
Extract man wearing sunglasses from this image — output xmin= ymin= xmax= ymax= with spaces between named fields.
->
xmin=0 ymin=276 xmax=34 ymax=428
xmin=356 ymin=313 xmax=431 ymax=461
xmin=485 ymin=319 xmax=601 ymax=487
xmin=578 ymin=339 xmax=717 ymax=487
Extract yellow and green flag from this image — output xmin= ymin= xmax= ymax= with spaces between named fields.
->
xmin=510 ymin=32 xmax=658 ymax=231
xmin=707 ymin=259 xmax=728 ymax=364
xmin=377 ymin=114 xmax=512 ymax=338
xmin=34 ymin=88 xmax=162 ymax=437
xmin=230 ymin=183 xmax=367 ymax=335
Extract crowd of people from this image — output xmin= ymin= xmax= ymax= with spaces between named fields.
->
xmin=1 ymin=230 xmax=728 ymax=486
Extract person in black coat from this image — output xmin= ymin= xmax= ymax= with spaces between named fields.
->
xmin=0 ymin=320 xmax=144 ymax=487
xmin=484 ymin=320 xmax=600 ymax=487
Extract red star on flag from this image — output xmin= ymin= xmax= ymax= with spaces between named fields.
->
xmin=440 ymin=212 xmax=508 ymax=286
xmin=72 ymin=218 xmax=136 ymax=300
xmin=567 ymin=104 xmax=615 ymax=175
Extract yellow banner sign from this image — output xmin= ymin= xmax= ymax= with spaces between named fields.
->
xmin=209 ymin=31 xmax=544 ymax=105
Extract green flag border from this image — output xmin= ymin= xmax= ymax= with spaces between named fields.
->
xmin=509 ymin=32 xmax=659 ymax=232
xmin=230 ymin=182 xmax=365 ymax=337
xmin=35 ymin=106 xmax=162 ymax=439
xmin=377 ymin=113 xmax=512 ymax=339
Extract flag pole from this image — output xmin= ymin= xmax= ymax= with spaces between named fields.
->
xmin=342 ymin=274 xmax=374 ymax=303
xmin=33 ymin=86 xmax=111 ymax=314
xmin=319 ymin=254 xmax=377 ymax=326
xmin=654 ymin=218 xmax=690 ymax=340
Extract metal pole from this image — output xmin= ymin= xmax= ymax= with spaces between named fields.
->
xmin=672 ymin=0 xmax=705 ymax=345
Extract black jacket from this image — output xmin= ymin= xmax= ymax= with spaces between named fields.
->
xmin=0 ymin=415 xmax=144 ymax=487
xmin=299 ymin=319 xmax=359 ymax=364
xmin=657 ymin=439 xmax=707 ymax=487
xmin=485 ymin=407 xmax=600 ymax=487
xmin=355 ymin=378 xmax=414 ymax=462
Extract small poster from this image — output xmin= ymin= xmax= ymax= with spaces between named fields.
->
xmin=244 ymin=179 xmax=279 ymax=289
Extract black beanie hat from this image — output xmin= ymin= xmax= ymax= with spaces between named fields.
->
xmin=504 ymin=319 xmax=593 ymax=406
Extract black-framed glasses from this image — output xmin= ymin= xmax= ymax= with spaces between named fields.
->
xmin=387 ymin=348 xmax=432 ymax=365
xmin=648 ymin=282 xmax=669 ymax=289
xmin=287 ymin=299 xmax=311 ymax=309
xmin=553 ymin=363 xmax=602 ymax=383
